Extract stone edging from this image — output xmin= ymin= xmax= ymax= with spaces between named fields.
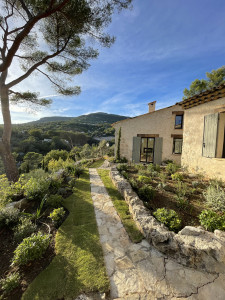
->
xmin=110 ymin=168 xmax=225 ymax=274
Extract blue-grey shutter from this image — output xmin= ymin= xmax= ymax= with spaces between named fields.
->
xmin=202 ymin=113 xmax=219 ymax=158
xmin=132 ymin=137 xmax=141 ymax=163
xmin=154 ymin=137 xmax=163 ymax=165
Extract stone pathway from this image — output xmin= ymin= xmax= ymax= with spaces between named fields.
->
xmin=89 ymin=168 xmax=225 ymax=300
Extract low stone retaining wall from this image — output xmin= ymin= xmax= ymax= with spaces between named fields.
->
xmin=110 ymin=168 xmax=225 ymax=274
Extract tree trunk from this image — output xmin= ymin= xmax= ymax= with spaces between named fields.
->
xmin=0 ymin=83 xmax=19 ymax=182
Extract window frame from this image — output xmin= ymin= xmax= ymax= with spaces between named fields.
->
xmin=139 ymin=137 xmax=155 ymax=163
xmin=173 ymin=138 xmax=183 ymax=154
xmin=175 ymin=114 xmax=183 ymax=129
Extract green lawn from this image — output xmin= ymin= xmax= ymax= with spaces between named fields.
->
xmin=22 ymin=171 xmax=109 ymax=300
xmin=97 ymin=169 xmax=143 ymax=243
xmin=89 ymin=159 xmax=105 ymax=168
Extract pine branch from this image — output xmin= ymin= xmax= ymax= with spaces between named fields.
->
xmin=6 ymin=38 xmax=70 ymax=88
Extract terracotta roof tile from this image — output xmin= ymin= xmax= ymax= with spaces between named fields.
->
xmin=178 ymin=83 xmax=225 ymax=109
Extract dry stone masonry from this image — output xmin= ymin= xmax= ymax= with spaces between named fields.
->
xmin=89 ymin=168 xmax=225 ymax=299
xmin=109 ymin=168 xmax=225 ymax=275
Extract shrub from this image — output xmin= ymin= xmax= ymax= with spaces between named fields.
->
xmin=166 ymin=162 xmax=179 ymax=175
xmin=138 ymin=185 xmax=155 ymax=202
xmin=199 ymin=210 xmax=225 ymax=231
xmin=175 ymin=181 xmax=188 ymax=198
xmin=135 ymin=164 xmax=146 ymax=171
xmin=0 ymin=208 xmax=20 ymax=229
xmin=121 ymin=170 xmax=129 ymax=180
xmin=171 ymin=172 xmax=183 ymax=181
xmin=21 ymin=169 xmax=49 ymax=181
xmin=209 ymin=179 xmax=224 ymax=188
xmin=147 ymin=164 xmax=155 ymax=173
xmin=117 ymin=163 xmax=129 ymax=173
xmin=154 ymin=164 xmax=161 ymax=173
xmin=153 ymin=208 xmax=182 ymax=232
xmin=13 ymin=217 xmax=37 ymax=242
xmin=49 ymin=207 xmax=65 ymax=226
xmin=129 ymin=178 xmax=139 ymax=191
xmin=147 ymin=164 xmax=160 ymax=173
xmin=175 ymin=195 xmax=190 ymax=210
xmin=48 ymin=158 xmax=65 ymax=172
xmin=138 ymin=169 xmax=150 ymax=176
xmin=138 ymin=175 xmax=151 ymax=184
xmin=0 ymin=175 xmax=12 ymax=208
xmin=157 ymin=182 xmax=168 ymax=190
xmin=74 ymin=165 xmax=84 ymax=178
xmin=204 ymin=185 xmax=225 ymax=212
xmin=48 ymin=173 xmax=64 ymax=193
xmin=12 ymin=232 xmax=50 ymax=265
xmin=0 ymin=272 xmax=20 ymax=294
xmin=23 ymin=177 xmax=50 ymax=201
xmin=46 ymin=195 xmax=63 ymax=208
xmin=68 ymin=178 xmax=76 ymax=188
xmin=44 ymin=150 xmax=68 ymax=166
xmin=159 ymin=172 xmax=167 ymax=183
xmin=0 ymin=175 xmax=24 ymax=208
xmin=57 ymin=187 xmax=68 ymax=197
xmin=114 ymin=157 xmax=128 ymax=163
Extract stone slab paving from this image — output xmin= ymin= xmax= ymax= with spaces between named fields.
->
xmin=89 ymin=168 xmax=225 ymax=300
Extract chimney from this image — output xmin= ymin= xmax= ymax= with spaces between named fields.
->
xmin=148 ymin=101 xmax=156 ymax=113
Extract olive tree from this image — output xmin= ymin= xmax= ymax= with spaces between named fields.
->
xmin=0 ymin=0 xmax=131 ymax=181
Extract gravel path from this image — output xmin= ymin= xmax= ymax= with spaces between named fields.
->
xmin=89 ymin=168 xmax=225 ymax=300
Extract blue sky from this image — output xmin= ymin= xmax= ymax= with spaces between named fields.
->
xmin=3 ymin=0 xmax=225 ymax=123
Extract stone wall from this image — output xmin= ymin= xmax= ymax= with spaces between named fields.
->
xmin=110 ymin=168 xmax=225 ymax=275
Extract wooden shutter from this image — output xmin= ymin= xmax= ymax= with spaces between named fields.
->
xmin=154 ymin=137 xmax=163 ymax=164
xmin=202 ymin=113 xmax=219 ymax=158
xmin=132 ymin=137 xmax=141 ymax=163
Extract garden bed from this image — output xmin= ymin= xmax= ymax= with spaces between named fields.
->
xmin=110 ymin=166 xmax=225 ymax=274
xmin=0 ymin=199 xmax=69 ymax=300
xmin=118 ymin=162 xmax=225 ymax=230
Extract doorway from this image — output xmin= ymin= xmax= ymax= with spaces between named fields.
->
xmin=140 ymin=137 xmax=155 ymax=163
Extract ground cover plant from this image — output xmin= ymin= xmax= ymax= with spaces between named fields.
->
xmin=22 ymin=171 xmax=109 ymax=300
xmin=98 ymin=169 xmax=143 ymax=243
xmin=116 ymin=162 xmax=225 ymax=232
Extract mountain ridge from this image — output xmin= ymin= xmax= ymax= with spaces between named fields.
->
xmin=23 ymin=112 xmax=129 ymax=125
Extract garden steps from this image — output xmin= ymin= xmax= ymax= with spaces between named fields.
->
xmin=89 ymin=168 xmax=225 ymax=300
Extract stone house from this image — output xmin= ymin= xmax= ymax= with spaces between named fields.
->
xmin=180 ymin=84 xmax=225 ymax=180
xmin=112 ymin=102 xmax=184 ymax=165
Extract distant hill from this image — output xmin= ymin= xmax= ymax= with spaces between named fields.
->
xmin=28 ymin=112 xmax=129 ymax=125
xmin=29 ymin=116 xmax=74 ymax=123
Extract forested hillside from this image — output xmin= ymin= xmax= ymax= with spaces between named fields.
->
xmin=28 ymin=112 xmax=128 ymax=125
xmin=0 ymin=112 xmax=128 ymax=174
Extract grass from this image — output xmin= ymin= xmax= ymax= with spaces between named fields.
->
xmin=97 ymin=169 xmax=143 ymax=243
xmin=22 ymin=170 xmax=109 ymax=300
xmin=89 ymin=158 xmax=105 ymax=168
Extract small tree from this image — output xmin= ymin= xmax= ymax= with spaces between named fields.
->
xmin=20 ymin=151 xmax=43 ymax=172
xmin=116 ymin=127 xmax=121 ymax=161
xmin=98 ymin=140 xmax=107 ymax=157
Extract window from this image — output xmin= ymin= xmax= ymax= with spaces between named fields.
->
xmin=173 ymin=138 xmax=183 ymax=154
xmin=175 ymin=115 xmax=183 ymax=129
